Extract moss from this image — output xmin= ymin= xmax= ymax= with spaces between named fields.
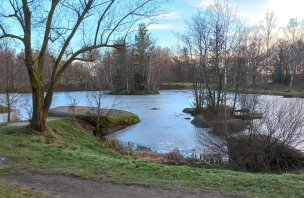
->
xmin=106 ymin=113 xmax=140 ymax=127
xmin=79 ymin=111 xmax=140 ymax=136
xmin=48 ymin=106 xmax=140 ymax=136
xmin=183 ymin=108 xmax=203 ymax=116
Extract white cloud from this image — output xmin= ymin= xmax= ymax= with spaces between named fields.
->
xmin=184 ymin=0 xmax=304 ymax=27
xmin=267 ymin=0 xmax=304 ymax=26
xmin=237 ymin=0 xmax=304 ymax=27
xmin=157 ymin=11 xmax=181 ymax=19
xmin=238 ymin=1 xmax=266 ymax=25
xmin=187 ymin=0 xmax=214 ymax=8
xmin=147 ymin=24 xmax=173 ymax=30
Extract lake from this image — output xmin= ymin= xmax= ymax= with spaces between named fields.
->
xmin=1 ymin=90 xmax=303 ymax=153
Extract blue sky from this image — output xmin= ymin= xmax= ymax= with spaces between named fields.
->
xmin=148 ymin=0 xmax=304 ymax=48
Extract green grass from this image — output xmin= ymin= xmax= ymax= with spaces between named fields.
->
xmin=0 ymin=180 xmax=46 ymax=198
xmin=106 ymin=112 xmax=140 ymax=128
xmin=240 ymin=88 xmax=304 ymax=98
xmin=0 ymin=118 xmax=303 ymax=198
xmin=160 ymin=82 xmax=193 ymax=89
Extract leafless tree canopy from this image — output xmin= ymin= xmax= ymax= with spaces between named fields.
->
xmin=0 ymin=0 xmax=167 ymax=131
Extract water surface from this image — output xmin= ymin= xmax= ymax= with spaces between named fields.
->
xmin=1 ymin=90 xmax=303 ymax=153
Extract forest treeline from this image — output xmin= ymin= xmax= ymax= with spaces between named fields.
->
xmin=2 ymin=15 xmax=304 ymax=94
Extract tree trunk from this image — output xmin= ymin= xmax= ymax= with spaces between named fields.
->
xmin=5 ymin=92 xmax=11 ymax=123
xmin=30 ymin=87 xmax=47 ymax=131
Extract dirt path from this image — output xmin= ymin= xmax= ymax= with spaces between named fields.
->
xmin=6 ymin=117 xmax=61 ymax=127
xmin=0 ymin=172 xmax=233 ymax=198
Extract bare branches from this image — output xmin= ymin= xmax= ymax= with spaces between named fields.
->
xmin=0 ymin=24 xmax=24 ymax=42
xmin=0 ymin=0 xmax=167 ymax=131
xmin=94 ymin=0 xmax=115 ymax=45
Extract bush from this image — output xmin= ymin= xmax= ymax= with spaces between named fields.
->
xmin=227 ymin=135 xmax=304 ymax=172
xmin=204 ymin=105 xmax=234 ymax=120
xmin=162 ymin=149 xmax=186 ymax=165
xmin=191 ymin=115 xmax=208 ymax=128
xmin=183 ymin=108 xmax=203 ymax=116
xmin=102 ymin=139 xmax=125 ymax=152
xmin=0 ymin=105 xmax=9 ymax=113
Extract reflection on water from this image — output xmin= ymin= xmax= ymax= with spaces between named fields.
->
xmin=1 ymin=90 xmax=303 ymax=153
xmin=0 ymin=111 xmax=19 ymax=123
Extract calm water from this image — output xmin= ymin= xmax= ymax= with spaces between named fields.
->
xmin=1 ymin=90 xmax=303 ymax=153
xmin=0 ymin=90 xmax=209 ymax=153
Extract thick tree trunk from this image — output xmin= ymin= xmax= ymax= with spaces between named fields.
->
xmin=30 ymin=88 xmax=46 ymax=132
xmin=30 ymin=87 xmax=47 ymax=131
xmin=30 ymin=83 xmax=55 ymax=131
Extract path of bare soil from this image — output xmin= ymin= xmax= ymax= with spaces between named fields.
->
xmin=0 ymin=172 xmax=233 ymax=198
xmin=6 ymin=117 xmax=61 ymax=127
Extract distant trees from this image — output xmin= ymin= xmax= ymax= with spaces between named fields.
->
xmin=171 ymin=48 xmax=192 ymax=83
xmin=96 ymin=23 xmax=170 ymax=94
xmin=134 ymin=24 xmax=153 ymax=90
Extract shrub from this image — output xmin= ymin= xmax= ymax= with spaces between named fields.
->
xmin=183 ymin=108 xmax=202 ymax=116
xmin=204 ymin=105 xmax=234 ymax=120
xmin=191 ymin=115 xmax=208 ymax=128
xmin=102 ymin=139 xmax=125 ymax=152
xmin=162 ymin=149 xmax=186 ymax=165
xmin=227 ymin=135 xmax=304 ymax=172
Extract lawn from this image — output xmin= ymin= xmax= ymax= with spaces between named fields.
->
xmin=0 ymin=118 xmax=303 ymax=198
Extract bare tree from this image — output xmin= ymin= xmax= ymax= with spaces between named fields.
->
xmin=0 ymin=41 xmax=22 ymax=122
xmin=67 ymin=96 xmax=79 ymax=116
xmin=261 ymin=11 xmax=276 ymax=89
xmin=180 ymin=0 xmax=241 ymax=112
xmin=0 ymin=0 xmax=167 ymax=131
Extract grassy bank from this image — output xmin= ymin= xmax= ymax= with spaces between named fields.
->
xmin=48 ymin=106 xmax=140 ymax=136
xmin=161 ymin=82 xmax=304 ymax=97
xmin=237 ymin=88 xmax=304 ymax=98
xmin=159 ymin=82 xmax=193 ymax=90
xmin=0 ymin=118 xmax=303 ymax=197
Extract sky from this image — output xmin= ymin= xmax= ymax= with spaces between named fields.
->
xmin=148 ymin=0 xmax=304 ymax=48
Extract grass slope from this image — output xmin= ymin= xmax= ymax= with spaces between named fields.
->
xmin=0 ymin=118 xmax=303 ymax=198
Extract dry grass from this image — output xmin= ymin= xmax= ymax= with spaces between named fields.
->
xmin=102 ymin=140 xmax=189 ymax=164
xmin=0 ymin=105 xmax=8 ymax=113
xmin=162 ymin=149 xmax=187 ymax=165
